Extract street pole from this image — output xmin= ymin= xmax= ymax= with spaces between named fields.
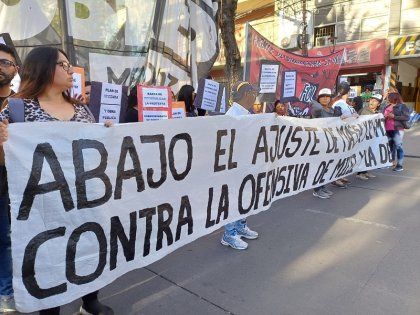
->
xmin=301 ymin=0 xmax=308 ymax=56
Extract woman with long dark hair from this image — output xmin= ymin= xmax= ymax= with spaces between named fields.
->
xmin=0 ymin=46 xmax=113 ymax=315
xmin=383 ymin=92 xmax=410 ymax=171
xmin=177 ymin=84 xmax=197 ymax=117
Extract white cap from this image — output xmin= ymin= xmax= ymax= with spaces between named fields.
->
xmin=318 ymin=88 xmax=332 ymax=98
xmin=371 ymin=93 xmax=382 ymax=102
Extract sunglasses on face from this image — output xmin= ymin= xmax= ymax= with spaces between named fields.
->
xmin=0 ymin=58 xmax=16 ymax=68
xmin=56 ymin=61 xmax=73 ymax=72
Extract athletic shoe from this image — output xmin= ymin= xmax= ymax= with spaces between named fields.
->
xmin=321 ymin=187 xmax=334 ymax=196
xmin=0 ymin=295 xmax=16 ymax=313
xmin=80 ymin=300 xmax=114 ymax=315
xmin=341 ymin=177 xmax=351 ymax=184
xmin=221 ymin=234 xmax=248 ymax=250
xmin=313 ymin=190 xmax=330 ymax=199
xmin=236 ymin=226 xmax=259 ymax=239
xmin=393 ymin=165 xmax=404 ymax=172
xmin=365 ymin=172 xmax=376 ymax=178
xmin=332 ymin=180 xmax=347 ymax=189
xmin=356 ymin=174 xmax=369 ymax=180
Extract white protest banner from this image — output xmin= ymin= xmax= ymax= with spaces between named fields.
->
xmin=5 ymin=114 xmax=391 ymax=312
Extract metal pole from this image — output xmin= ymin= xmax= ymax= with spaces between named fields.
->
xmin=301 ymin=0 xmax=308 ymax=56
xmin=58 ymin=0 xmax=76 ymax=64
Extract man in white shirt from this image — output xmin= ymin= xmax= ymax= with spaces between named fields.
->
xmin=221 ymin=80 xmax=260 ymax=250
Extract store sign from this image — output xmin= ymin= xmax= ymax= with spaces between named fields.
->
xmin=390 ymin=34 xmax=420 ymax=59
xmin=309 ymin=39 xmax=386 ymax=68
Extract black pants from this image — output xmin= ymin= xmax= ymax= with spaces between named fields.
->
xmin=39 ymin=291 xmax=98 ymax=315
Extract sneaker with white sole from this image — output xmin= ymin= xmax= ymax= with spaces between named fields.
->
xmin=313 ymin=189 xmax=330 ymax=199
xmin=321 ymin=187 xmax=333 ymax=196
xmin=0 ymin=295 xmax=16 ymax=313
xmin=365 ymin=172 xmax=376 ymax=178
xmin=356 ymin=174 xmax=369 ymax=180
xmin=236 ymin=226 xmax=259 ymax=239
xmin=221 ymin=234 xmax=248 ymax=250
xmin=393 ymin=165 xmax=403 ymax=172
xmin=332 ymin=180 xmax=347 ymax=189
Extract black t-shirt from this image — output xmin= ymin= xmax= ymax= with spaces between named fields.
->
xmin=0 ymin=91 xmax=15 ymax=196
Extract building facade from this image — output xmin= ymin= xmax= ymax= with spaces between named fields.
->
xmin=214 ymin=0 xmax=420 ymax=110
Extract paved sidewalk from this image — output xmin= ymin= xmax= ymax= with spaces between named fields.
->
xmin=17 ymin=123 xmax=420 ymax=315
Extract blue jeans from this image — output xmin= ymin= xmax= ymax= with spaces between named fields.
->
xmin=387 ymin=130 xmax=404 ymax=166
xmin=224 ymin=219 xmax=247 ymax=236
xmin=0 ymin=192 xmax=12 ymax=296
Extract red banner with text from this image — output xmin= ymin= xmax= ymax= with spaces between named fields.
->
xmin=244 ymin=24 xmax=344 ymax=117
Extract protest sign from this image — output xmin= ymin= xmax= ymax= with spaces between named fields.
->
xmin=244 ymin=24 xmax=343 ymax=117
xmin=137 ymin=85 xmax=172 ymax=122
xmin=70 ymin=67 xmax=85 ymax=99
xmin=194 ymin=78 xmax=227 ymax=113
xmin=5 ymin=114 xmax=391 ymax=312
xmin=89 ymin=82 xmax=128 ymax=123
xmin=172 ymin=101 xmax=186 ymax=119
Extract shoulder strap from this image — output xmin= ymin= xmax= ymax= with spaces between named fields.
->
xmin=82 ymin=104 xmax=96 ymax=123
xmin=8 ymin=98 xmax=25 ymax=123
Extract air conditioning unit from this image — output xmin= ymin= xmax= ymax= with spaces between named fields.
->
xmin=315 ymin=36 xmax=330 ymax=47
xmin=280 ymin=34 xmax=299 ymax=50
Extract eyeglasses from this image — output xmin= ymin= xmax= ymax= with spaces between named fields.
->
xmin=56 ymin=61 xmax=73 ymax=72
xmin=0 ymin=59 xmax=16 ymax=68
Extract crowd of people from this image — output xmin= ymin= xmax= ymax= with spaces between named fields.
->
xmin=0 ymin=42 xmax=415 ymax=313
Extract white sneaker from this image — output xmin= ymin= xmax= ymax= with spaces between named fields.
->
xmin=321 ymin=187 xmax=333 ymax=196
xmin=0 ymin=295 xmax=16 ymax=313
xmin=236 ymin=226 xmax=259 ymax=239
xmin=313 ymin=189 xmax=330 ymax=199
xmin=356 ymin=174 xmax=369 ymax=180
xmin=221 ymin=234 xmax=248 ymax=250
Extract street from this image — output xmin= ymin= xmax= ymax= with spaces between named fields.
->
xmin=20 ymin=125 xmax=420 ymax=315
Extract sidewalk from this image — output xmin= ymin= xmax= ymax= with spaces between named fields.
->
xmin=18 ymin=123 xmax=420 ymax=315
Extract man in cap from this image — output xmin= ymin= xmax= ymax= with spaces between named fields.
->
xmin=221 ymin=80 xmax=260 ymax=250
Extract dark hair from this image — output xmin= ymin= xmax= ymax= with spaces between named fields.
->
xmin=0 ymin=44 xmax=17 ymax=63
xmin=14 ymin=46 xmax=72 ymax=102
xmin=85 ymin=81 xmax=91 ymax=87
xmin=177 ymin=84 xmax=195 ymax=113
xmin=352 ymin=96 xmax=363 ymax=113
xmin=387 ymin=92 xmax=402 ymax=104
xmin=127 ymin=86 xmax=138 ymax=109
xmin=331 ymin=82 xmax=350 ymax=104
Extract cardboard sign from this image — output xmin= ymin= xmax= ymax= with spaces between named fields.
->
xmin=88 ymin=81 xmax=128 ymax=123
xmin=137 ymin=85 xmax=172 ymax=122
xmin=258 ymin=60 xmax=281 ymax=102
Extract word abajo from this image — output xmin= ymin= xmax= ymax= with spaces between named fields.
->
xmin=17 ymin=133 xmax=193 ymax=221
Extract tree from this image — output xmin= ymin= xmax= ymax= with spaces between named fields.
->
xmin=218 ymin=0 xmax=242 ymax=92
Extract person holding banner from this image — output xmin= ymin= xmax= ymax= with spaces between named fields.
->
xmin=331 ymin=82 xmax=358 ymax=188
xmin=124 ymin=86 xmax=139 ymax=123
xmin=273 ymin=100 xmax=288 ymax=116
xmin=221 ymin=80 xmax=260 ymax=250
xmin=356 ymin=94 xmax=383 ymax=180
xmin=0 ymin=46 xmax=113 ymax=315
xmin=311 ymin=88 xmax=337 ymax=199
xmin=0 ymin=43 xmax=19 ymax=314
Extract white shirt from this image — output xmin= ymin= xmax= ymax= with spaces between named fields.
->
xmin=225 ymin=102 xmax=251 ymax=117
xmin=332 ymin=99 xmax=355 ymax=116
